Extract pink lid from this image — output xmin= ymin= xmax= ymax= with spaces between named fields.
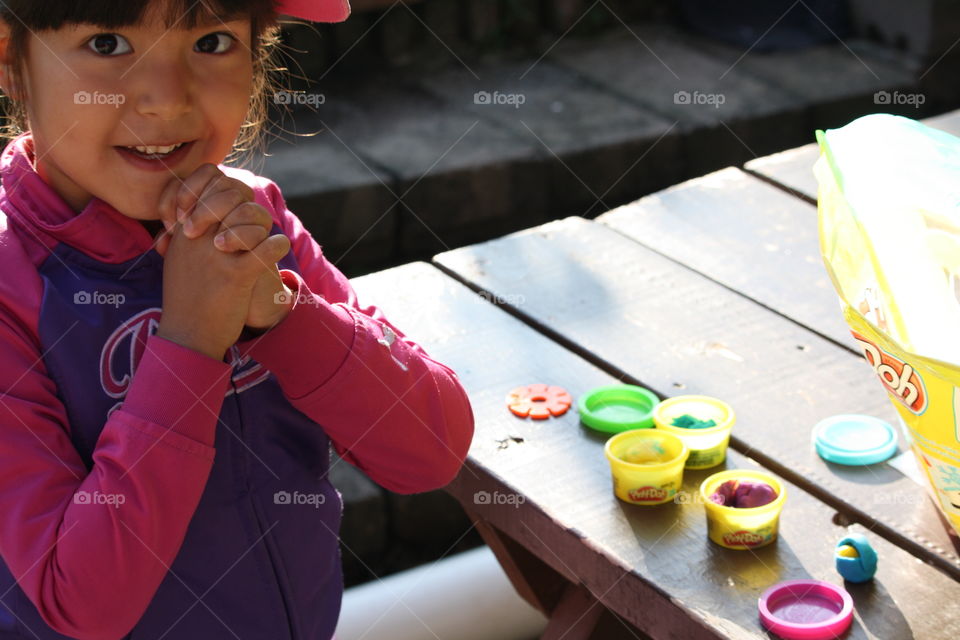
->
xmin=758 ymin=580 xmax=853 ymax=639
xmin=275 ymin=0 xmax=351 ymax=22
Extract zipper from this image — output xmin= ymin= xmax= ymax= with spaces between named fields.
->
xmin=229 ymin=349 xmax=299 ymax=639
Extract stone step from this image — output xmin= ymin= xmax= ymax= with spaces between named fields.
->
xmin=278 ymin=0 xmax=673 ymax=80
xmin=260 ymin=20 xmax=934 ymax=278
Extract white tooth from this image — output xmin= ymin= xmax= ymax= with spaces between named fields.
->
xmin=129 ymin=142 xmax=182 ymax=155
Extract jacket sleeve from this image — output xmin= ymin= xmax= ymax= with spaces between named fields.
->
xmin=234 ymin=178 xmax=475 ymax=494
xmin=0 ymin=281 xmax=232 ymax=639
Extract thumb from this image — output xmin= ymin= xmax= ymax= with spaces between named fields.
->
xmin=249 ymin=233 xmax=291 ymax=267
xmin=153 ymin=229 xmax=171 ymax=258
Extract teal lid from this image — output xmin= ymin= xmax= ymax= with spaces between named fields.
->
xmin=578 ymin=384 xmax=660 ymax=433
xmin=813 ymin=415 xmax=898 ymax=466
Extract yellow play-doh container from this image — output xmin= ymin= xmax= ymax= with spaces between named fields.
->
xmin=604 ymin=429 xmax=689 ymax=505
xmin=699 ymin=470 xmax=786 ymax=549
xmin=654 ymin=395 xmax=735 ymax=469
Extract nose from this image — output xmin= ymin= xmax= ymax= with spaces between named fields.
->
xmin=129 ymin=56 xmax=192 ymax=120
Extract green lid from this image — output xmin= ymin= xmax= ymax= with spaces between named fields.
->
xmin=578 ymin=384 xmax=660 ymax=433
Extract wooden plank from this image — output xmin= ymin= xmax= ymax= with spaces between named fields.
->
xmin=744 ymin=109 xmax=960 ymax=201
xmin=540 ymin=582 xmax=605 ymax=640
xmin=468 ymin=508 xmax=652 ymax=639
xmin=596 ymin=166 xmax=960 ymax=565
xmin=921 ymin=109 xmax=960 ymax=137
xmin=432 ymin=218 xmax=960 ymax=576
xmin=597 ymin=167 xmax=852 ymax=351
xmin=743 ymin=143 xmax=820 ymax=204
xmin=352 ymin=261 xmax=960 ymax=639
xmin=464 ymin=508 xmax=568 ymax=615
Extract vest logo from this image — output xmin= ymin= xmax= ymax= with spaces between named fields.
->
xmin=100 ymin=308 xmax=271 ymax=399
xmin=852 ymin=332 xmax=927 ymax=414
xmin=722 ymin=530 xmax=764 ymax=547
xmin=101 ymin=309 xmax=161 ymax=398
xmin=628 ymin=486 xmax=667 ymax=502
xmin=224 ymin=345 xmax=272 ymax=396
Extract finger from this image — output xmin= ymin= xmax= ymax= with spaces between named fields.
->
xmin=157 ymin=176 xmax=183 ymax=233
xmin=154 ymin=228 xmax=171 ymax=258
xmin=173 ymin=163 xmax=223 ymax=223
xmin=183 ymin=183 xmax=249 ymax=239
xmin=214 ymin=224 xmax=270 ymax=252
xmin=215 ymin=202 xmax=273 ymax=237
xmin=194 ymin=173 xmax=254 ymax=210
xmin=213 ymin=204 xmax=271 ymax=252
xmin=243 ymin=233 xmax=292 ymax=275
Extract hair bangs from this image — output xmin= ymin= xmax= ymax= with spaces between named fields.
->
xmin=0 ymin=0 xmax=276 ymax=31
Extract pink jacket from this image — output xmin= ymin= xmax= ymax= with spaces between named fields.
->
xmin=0 ymin=132 xmax=474 ymax=640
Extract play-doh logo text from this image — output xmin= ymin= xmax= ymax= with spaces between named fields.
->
xmin=628 ymin=486 xmax=667 ymax=502
xmin=852 ymin=332 xmax=927 ymax=414
xmin=722 ymin=531 xmax=764 ymax=547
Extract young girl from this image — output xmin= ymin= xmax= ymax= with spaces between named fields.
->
xmin=0 ymin=1 xmax=475 ymax=639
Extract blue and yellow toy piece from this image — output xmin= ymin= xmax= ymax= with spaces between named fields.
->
xmin=835 ymin=534 xmax=878 ymax=583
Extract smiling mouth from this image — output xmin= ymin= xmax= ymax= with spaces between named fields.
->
xmin=116 ymin=141 xmax=193 ymax=160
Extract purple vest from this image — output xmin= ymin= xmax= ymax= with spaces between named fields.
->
xmin=0 ymin=227 xmax=343 ymax=640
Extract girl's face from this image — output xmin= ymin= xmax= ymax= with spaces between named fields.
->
xmin=5 ymin=4 xmax=254 ymax=219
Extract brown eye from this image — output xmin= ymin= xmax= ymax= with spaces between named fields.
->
xmin=88 ymin=33 xmax=132 ymax=56
xmin=195 ymin=33 xmax=233 ymax=54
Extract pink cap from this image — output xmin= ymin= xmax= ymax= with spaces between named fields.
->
xmin=275 ymin=0 xmax=351 ymax=22
xmin=758 ymin=580 xmax=853 ymax=639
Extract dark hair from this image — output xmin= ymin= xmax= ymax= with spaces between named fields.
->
xmin=0 ymin=0 xmax=283 ymax=167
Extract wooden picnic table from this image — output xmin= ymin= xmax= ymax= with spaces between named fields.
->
xmin=350 ymin=110 xmax=960 ymax=639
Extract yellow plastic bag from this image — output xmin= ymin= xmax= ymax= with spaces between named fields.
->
xmin=815 ymin=114 xmax=960 ymax=537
